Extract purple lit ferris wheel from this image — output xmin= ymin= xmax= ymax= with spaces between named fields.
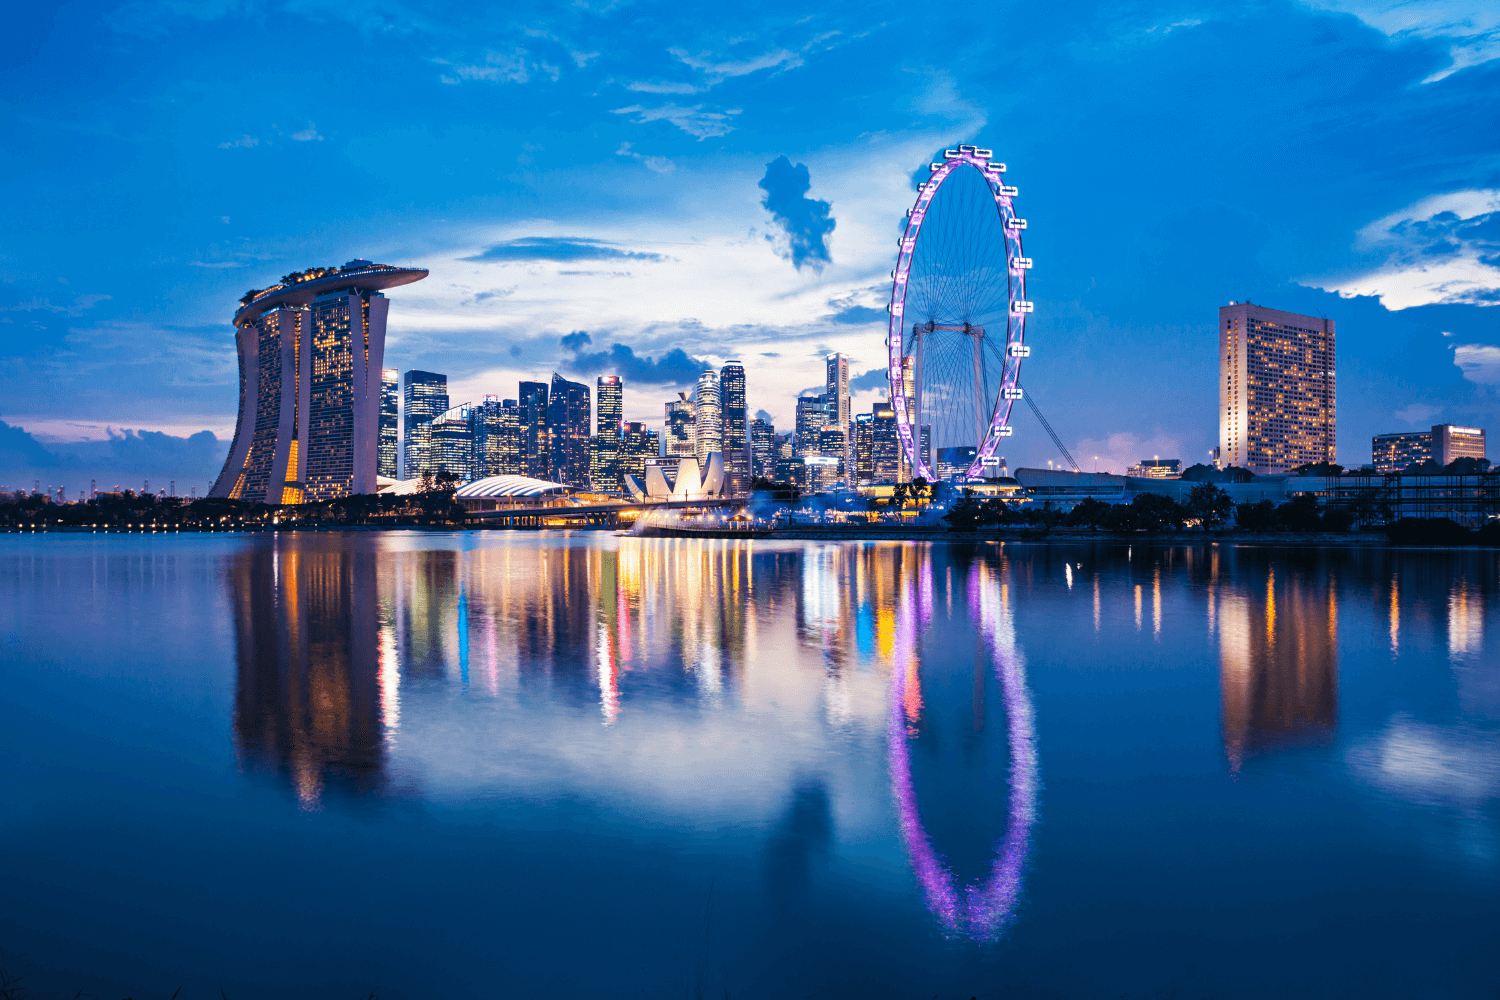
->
xmin=886 ymin=145 xmax=1031 ymax=480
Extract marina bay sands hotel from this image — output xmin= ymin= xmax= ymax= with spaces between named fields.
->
xmin=210 ymin=260 xmax=428 ymax=502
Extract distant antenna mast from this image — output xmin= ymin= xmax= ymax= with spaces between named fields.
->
xmin=1015 ymin=380 xmax=1080 ymax=472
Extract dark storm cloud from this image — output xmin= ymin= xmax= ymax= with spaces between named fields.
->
xmin=560 ymin=333 xmax=708 ymax=386
xmin=758 ymin=156 xmax=835 ymax=271
xmin=848 ymin=368 xmax=887 ymax=393
xmin=464 ymin=237 xmax=665 ymax=263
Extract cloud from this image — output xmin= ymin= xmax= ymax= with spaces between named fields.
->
xmin=0 ymin=420 xmax=227 ymax=494
xmin=829 ymin=303 xmax=885 ymax=325
xmin=1300 ymin=0 xmax=1500 ymax=81
xmin=610 ymin=103 xmax=740 ymax=139
xmin=466 ymin=288 xmax=516 ymax=304
xmin=1455 ymin=343 xmax=1500 ymax=384
xmin=615 ymin=141 xmax=676 ymax=174
xmin=755 ymin=409 xmax=774 ymax=423
xmin=1308 ymin=189 xmax=1500 ymax=309
xmin=464 ymin=237 xmax=666 ymax=263
xmin=670 ymin=46 xmax=804 ymax=85
xmin=290 ymin=125 xmax=323 ymax=141
xmin=561 ymin=335 xmax=710 ymax=386
xmin=218 ymin=135 xmax=259 ymax=149
xmin=626 ymin=81 xmax=701 ymax=95
xmin=849 ymin=368 xmax=887 ymax=393
xmin=1394 ymin=402 xmax=1442 ymax=424
xmin=570 ymin=50 xmax=599 ymax=68
xmin=442 ymin=49 xmax=534 ymax=85
xmin=758 ymin=155 xmax=836 ymax=271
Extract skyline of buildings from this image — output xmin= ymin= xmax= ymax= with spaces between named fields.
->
xmin=202 ymin=261 xmax=1488 ymax=506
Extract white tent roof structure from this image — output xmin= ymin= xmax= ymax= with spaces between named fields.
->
xmin=454 ymin=475 xmax=571 ymax=498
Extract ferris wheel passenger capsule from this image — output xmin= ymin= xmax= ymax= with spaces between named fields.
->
xmin=1011 ymin=301 xmax=1034 ymax=314
xmin=930 ymin=163 xmax=942 ymax=171
xmin=975 ymin=148 xmax=994 ymax=158
xmin=1006 ymin=218 xmax=1027 ymax=230
xmin=1008 ymin=344 xmax=1031 ymax=357
xmin=959 ymin=144 xmax=976 ymax=152
xmin=998 ymin=426 xmax=1015 ymax=437
xmin=944 ymin=149 xmax=960 ymax=158
xmin=1011 ymin=257 xmax=1033 ymax=269
xmin=1002 ymin=388 xmax=1024 ymax=400
xmin=998 ymin=185 xmax=1018 ymax=197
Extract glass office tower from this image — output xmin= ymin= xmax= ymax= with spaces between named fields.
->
xmin=212 ymin=260 xmax=427 ymax=502
xmin=591 ymin=375 xmax=623 ymax=492
xmin=750 ymin=418 xmax=774 ymax=480
xmin=378 ymin=369 xmax=399 ymax=480
xmin=719 ymin=361 xmax=748 ymax=496
xmin=666 ymin=394 xmax=697 ymax=458
xmin=548 ymin=373 xmax=591 ymax=488
xmin=402 ymin=369 xmax=448 ymax=480
xmin=519 ymin=381 xmax=549 ymax=480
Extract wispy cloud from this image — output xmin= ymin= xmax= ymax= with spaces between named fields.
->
xmin=615 ymin=141 xmax=675 ymax=174
xmin=626 ymin=80 xmax=702 ymax=95
xmin=1307 ymin=189 xmax=1500 ymax=309
xmin=669 ymin=46 xmax=804 ymax=84
xmin=290 ymin=124 xmax=323 ymax=141
xmin=463 ymin=236 xmax=667 ymax=263
xmin=441 ymin=49 xmax=535 ymax=85
xmin=610 ymin=103 xmax=740 ymax=139
xmin=218 ymin=134 xmax=259 ymax=149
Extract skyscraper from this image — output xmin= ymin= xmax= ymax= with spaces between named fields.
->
xmin=666 ymin=393 xmax=697 ymax=458
xmin=1434 ymin=424 xmax=1486 ymax=466
xmin=412 ymin=403 xmax=474 ymax=480
xmin=212 ymin=260 xmax=427 ymax=502
xmin=872 ymin=402 xmax=900 ymax=482
xmin=548 ymin=373 xmax=591 ymax=488
xmin=472 ymin=395 xmax=521 ymax=478
xmin=854 ymin=412 xmax=874 ymax=483
xmin=826 ymin=353 xmax=850 ymax=472
xmin=378 ymin=369 xmax=399 ymax=480
xmin=795 ymin=395 xmax=829 ymax=457
xmin=1220 ymin=302 xmax=1335 ymax=475
xmin=519 ymin=380 xmax=549 ymax=480
xmin=720 ymin=361 xmax=749 ymax=496
xmin=591 ymin=375 xmax=623 ymax=492
xmin=402 ymin=369 xmax=448 ymax=479
xmin=694 ymin=370 xmax=722 ymax=465
xmin=621 ymin=421 xmax=654 ymax=483
xmin=750 ymin=418 xmax=775 ymax=480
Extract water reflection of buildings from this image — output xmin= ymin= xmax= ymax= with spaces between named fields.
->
xmin=231 ymin=544 xmax=388 ymax=808
xmin=1218 ymin=559 xmax=1338 ymax=772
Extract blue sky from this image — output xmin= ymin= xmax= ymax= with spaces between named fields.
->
xmin=2 ymin=0 xmax=1498 ymax=490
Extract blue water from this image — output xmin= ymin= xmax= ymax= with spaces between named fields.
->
xmin=1 ymin=532 xmax=1496 ymax=999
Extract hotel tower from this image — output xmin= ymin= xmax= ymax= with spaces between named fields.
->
xmin=1219 ymin=301 xmax=1335 ymax=475
xmin=212 ymin=260 xmax=428 ymax=502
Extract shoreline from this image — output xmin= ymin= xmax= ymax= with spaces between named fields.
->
xmin=7 ymin=524 xmax=1499 ymax=549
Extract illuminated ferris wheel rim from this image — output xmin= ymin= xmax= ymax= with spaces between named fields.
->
xmin=886 ymin=144 xmax=1030 ymax=481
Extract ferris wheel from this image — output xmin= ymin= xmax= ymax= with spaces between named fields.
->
xmin=886 ymin=145 xmax=1030 ymax=481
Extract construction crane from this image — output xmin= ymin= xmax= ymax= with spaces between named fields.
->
xmin=1015 ymin=380 xmax=1080 ymax=472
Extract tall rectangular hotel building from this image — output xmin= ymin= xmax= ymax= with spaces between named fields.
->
xmin=1219 ymin=302 xmax=1335 ymax=475
xmin=212 ymin=260 xmax=427 ymax=502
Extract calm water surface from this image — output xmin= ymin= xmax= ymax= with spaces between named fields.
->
xmin=2 ymin=532 xmax=1497 ymax=999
